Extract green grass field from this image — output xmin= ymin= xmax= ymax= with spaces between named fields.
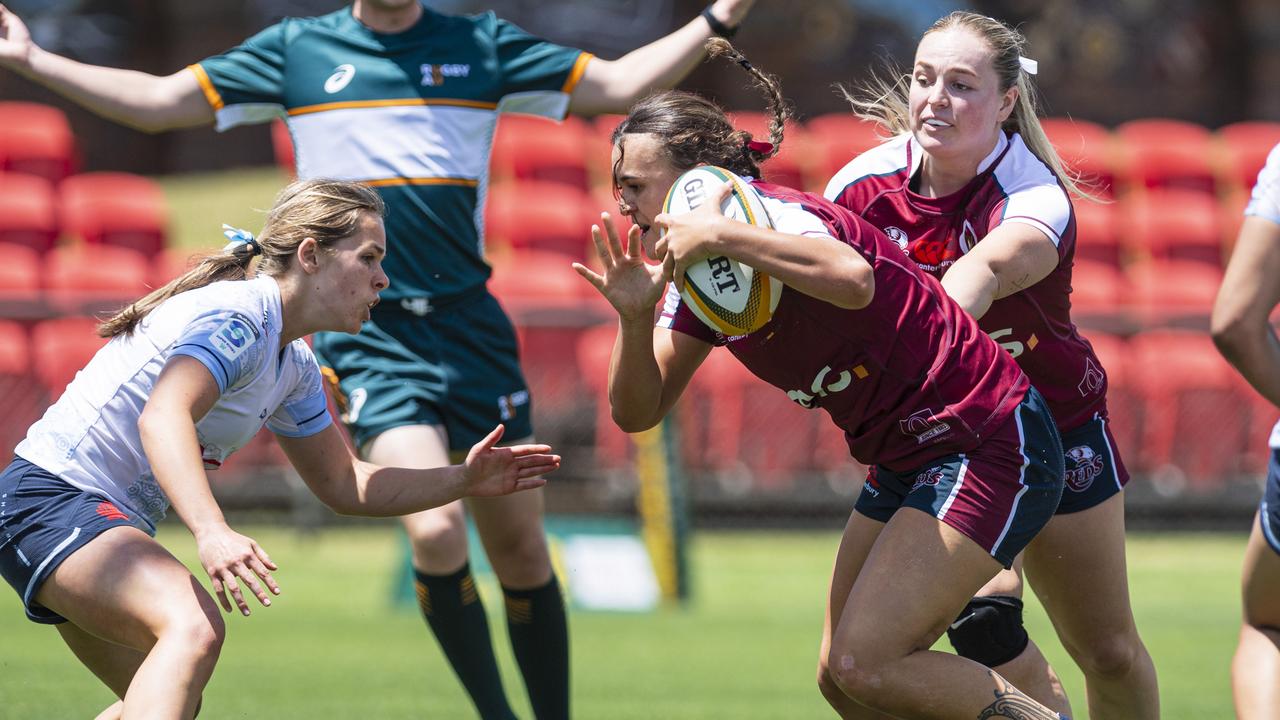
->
xmin=0 ymin=526 xmax=1248 ymax=718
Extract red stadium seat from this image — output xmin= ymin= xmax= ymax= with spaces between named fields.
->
xmin=1129 ymin=331 xmax=1250 ymax=488
xmin=575 ymin=323 xmax=633 ymax=471
xmin=488 ymin=248 xmax=597 ymax=316
xmin=60 ymin=172 xmax=170 ymax=255
xmin=0 ymin=173 xmax=59 ymax=253
xmin=44 ymin=244 xmax=152 ymax=314
xmin=271 ymin=118 xmax=296 ymax=176
xmin=491 ymin=115 xmax=592 ymax=191
xmin=1115 ymin=119 xmax=1216 ymax=194
xmin=1125 ymin=260 xmax=1222 ymax=328
xmin=1120 ymin=188 xmax=1224 ymax=267
xmin=1040 ymin=117 xmax=1116 ymax=199
xmin=31 ymin=316 xmax=107 ymax=401
xmin=151 ymin=248 xmax=200 ymax=288
xmin=1070 ymin=259 xmax=1126 ymax=318
xmin=1072 ymin=199 xmax=1122 ymax=267
xmin=0 ymin=102 xmax=78 ymax=184
xmin=804 ymin=114 xmax=891 ymax=188
xmin=728 ymin=112 xmax=810 ymax=190
xmin=0 ymin=320 xmax=41 ymax=457
xmin=485 ymin=182 xmax=592 ymax=258
xmin=0 ymin=242 xmax=42 ymax=301
xmin=1215 ymin=121 xmax=1280 ymax=195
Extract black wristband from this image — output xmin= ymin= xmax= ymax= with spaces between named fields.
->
xmin=701 ymin=6 xmax=738 ymax=39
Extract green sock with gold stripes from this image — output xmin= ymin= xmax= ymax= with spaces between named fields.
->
xmin=414 ymin=564 xmax=516 ymax=720
xmin=503 ymin=575 xmax=569 ymax=720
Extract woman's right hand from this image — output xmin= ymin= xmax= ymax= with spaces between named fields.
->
xmin=193 ymin=524 xmax=281 ymax=616
xmin=573 ymin=213 xmax=668 ymax=321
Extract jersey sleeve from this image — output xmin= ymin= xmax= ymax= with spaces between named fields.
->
xmin=765 ymin=196 xmax=840 ymax=242
xmin=170 ymin=310 xmax=269 ymax=393
xmin=989 ymin=182 xmax=1072 ymax=253
xmin=487 ymin=14 xmax=592 ymax=120
xmin=190 ymin=21 xmax=291 ymax=131
xmin=1246 ymin=143 xmax=1280 ymax=225
xmin=266 ymin=341 xmax=333 ymax=438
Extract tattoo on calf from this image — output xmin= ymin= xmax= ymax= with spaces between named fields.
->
xmin=976 ymin=671 xmax=1062 ymax=719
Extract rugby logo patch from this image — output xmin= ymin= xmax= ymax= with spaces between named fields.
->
xmin=210 ymin=316 xmax=258 ymax=362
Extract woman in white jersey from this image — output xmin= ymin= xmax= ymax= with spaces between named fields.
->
xmin=1212 ymin=142 xmax=1280 ymax=718
xmin=0 ymin=179 xmax=560 ymax=720
xmin=822 ymin=12 xmax=1157 ymax=719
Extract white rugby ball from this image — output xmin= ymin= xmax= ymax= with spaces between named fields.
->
xmin=662 ymin=166 xmax=783 ymax=336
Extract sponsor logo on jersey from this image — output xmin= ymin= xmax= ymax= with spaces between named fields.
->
xmin=210 ymin=316 xmax=258 ymax=362
xmin=787 ymin=364 xmax=855 ymax=409
xmin=883 ymin=226 xmax=909 ymax=251
xmin=498 ymin=390 xmax=529 ymax=421
xmin=910 ymin=467 xmax=947 ymax=493
xmin=899 ymin=408 xmax=952 ymax=444
xmin=1064 ymin=444 xmax=1105 ymax=492
xmin=1077 ymin=356 xmax=1105 ymax=396
xmin=324 ymin=64 xmax=357 ymax=94
xmin=420 ymin=63 xmax=471 ymax=87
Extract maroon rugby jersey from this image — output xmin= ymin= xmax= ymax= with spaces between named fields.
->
xmin=825 ymin=131 xmax=1108 ymax=431
xmin=658 ymin=181 xmax=1029 ymax=472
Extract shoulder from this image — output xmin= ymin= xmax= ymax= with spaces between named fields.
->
xmin=992 ymin=134 xmax=1067 ymax=198
xmin=823 ymin=133 xmax=910 ymax=201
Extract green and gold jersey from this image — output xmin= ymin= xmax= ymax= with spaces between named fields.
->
xmin=193 ymin=5 xmax=590 ymax=301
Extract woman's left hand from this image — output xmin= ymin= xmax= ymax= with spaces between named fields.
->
xmin=653 ymin=182 xmax=734 ymax=291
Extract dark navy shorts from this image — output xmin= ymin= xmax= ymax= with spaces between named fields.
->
xmin=312 ymin=287 xmax=534 ymax=453
xmin=855 ymin=387 xmax=1065 ymax=568
xmin=1261 ymin=448 xmax=1280 ymax=555
xmin=1055 ymin=413 xmax=1129 ymax=514
xmin=0 ymin=457 xmax=151 ymax=624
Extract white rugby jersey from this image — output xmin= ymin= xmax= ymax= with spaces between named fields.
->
xmin=1244 ymin=143 xmax=1280 ymax=449
xmin=16 ymin=276 xmax=331 ymax=529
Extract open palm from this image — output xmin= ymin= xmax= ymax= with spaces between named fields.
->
xmin=573 ymin=212 xmax=668 ymax=321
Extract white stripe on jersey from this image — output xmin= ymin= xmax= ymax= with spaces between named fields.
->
xmin=1246 ymin=144 xmax=1280 ymax=226
xmin=824 ymin=133 xmax=913 ymax=201
xmin=990 ymin=134 xmax=1071 ymax=247
xmin=214 ymin=102 xmax=287 ymax=132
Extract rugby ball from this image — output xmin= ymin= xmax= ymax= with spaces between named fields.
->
xmin=662 ymin=166 xmax=782 ymax=336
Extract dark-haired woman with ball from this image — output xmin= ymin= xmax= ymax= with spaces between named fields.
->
xmin=573 ymin=40 xmax=1069 ymax=719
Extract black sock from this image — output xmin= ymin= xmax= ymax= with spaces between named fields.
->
xmin=415 ymin=565 xmax=517 ymax=720
xmin=503 ymin=575 xmax=570 ymax=720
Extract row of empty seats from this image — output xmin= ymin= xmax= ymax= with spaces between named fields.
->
xmin=0 ymin=171 xmax=170 ymax=255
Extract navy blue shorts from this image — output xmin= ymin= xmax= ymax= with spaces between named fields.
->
xmin=855 ymin=387 xmax=1065 ymax=568
xmin=1261 ymin=448 xmax=1280 ymax=555
xmin=0 ymin=457 xmax=150 ymax=624
xmin=312 ymin=287 xmax=534 ymax=453
xmin=1056 ymin=413 xmax=1129 ymax=514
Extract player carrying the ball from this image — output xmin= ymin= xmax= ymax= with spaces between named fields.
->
xmin=575 ymin=39 xmax=1069 ymax=720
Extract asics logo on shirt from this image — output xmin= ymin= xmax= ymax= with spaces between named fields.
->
xmin=324 ymin=64 xmax=356 ymax=93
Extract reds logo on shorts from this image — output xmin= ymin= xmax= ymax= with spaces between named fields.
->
xmin=1064 ymin=445 xmax=1105 ymax=492
xmin=910 ymin=467 xmax=946 ymax=493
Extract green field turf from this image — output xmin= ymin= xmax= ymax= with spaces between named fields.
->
xmin=0 ymin=526 xmax=1248 ymax=718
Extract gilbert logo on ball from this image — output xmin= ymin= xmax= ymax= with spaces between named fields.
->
xmin=662 ymin=166 xmax=783 ymax=336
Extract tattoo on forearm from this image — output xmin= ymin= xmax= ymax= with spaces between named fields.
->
xmin=976 ymin=671 xmax=1063 ymax=719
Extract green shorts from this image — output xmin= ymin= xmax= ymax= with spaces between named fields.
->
xmin=312 ymin=288 xmax=533 ymax=452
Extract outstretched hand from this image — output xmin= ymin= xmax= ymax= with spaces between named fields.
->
xmin=462 ymin=424 xmax=560 ymax=498
xmin=194 ymin=525 xmax=280 ymax=617
xmin=0 ymin=5 xmax=34 ymax=68
xmin=573 ymin=212 xmax=668 ymax=321
xmin=709 ymin=0 xmax=757 ymax=28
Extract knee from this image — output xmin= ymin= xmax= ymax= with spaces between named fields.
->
xmin=816 ymin=658 xmax=845 ymax=708
xmin=947 ymin=595 xmax=1029 ymax=668
xmin=823 ymin=646 xmax=892 ymax=709
xmin=406 ymin=512 xmax=468 ymax=554
xmin=162 ymin=608 xmax=225 ymax=663
xmin=1070 ymin=631 xmax=1145 ymax=680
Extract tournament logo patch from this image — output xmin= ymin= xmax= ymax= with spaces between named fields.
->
xmin=899 ymin=408 xmax=952 ymax=444
xmin=209 ymin=315 xmax=259 ymax=362
xmin=1064 ymin=445 xmax=1105 ymax=492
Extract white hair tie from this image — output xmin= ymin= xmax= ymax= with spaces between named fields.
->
xmin=1018 ymin=56 xmax=1039 ymax=76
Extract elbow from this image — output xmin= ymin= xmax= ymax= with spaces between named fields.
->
xmin=834 ymin=264 xmax=875 ymax=310
xmin=611 ymin=408 xmax=658 ymax=434
xmin=1209 ymin=307 xmax=1250 ymax=356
